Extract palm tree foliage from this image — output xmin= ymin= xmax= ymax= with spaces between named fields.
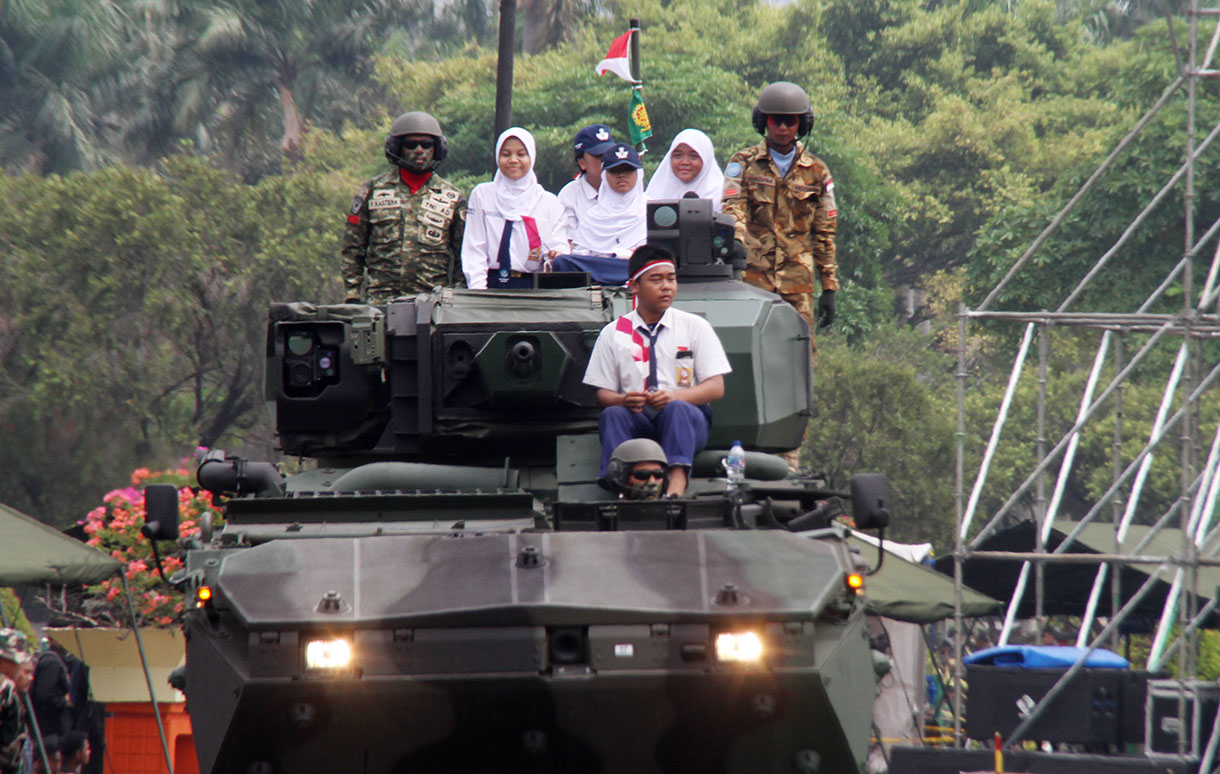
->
xmin=0 ymin=0 xmax=485 ymax=176
xmin=183 ymin=0 xmax=433 ymax=164
xmin=0 ymin=0 xmax=126 ymax=173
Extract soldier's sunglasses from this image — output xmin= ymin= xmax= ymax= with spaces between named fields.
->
xmin=400 ymin=139 xmax=432 ymax=150
xmin=766 ymin=115 xmax=799 ymax=127
xmin=630 ymin=469 xmax=666 ymax=481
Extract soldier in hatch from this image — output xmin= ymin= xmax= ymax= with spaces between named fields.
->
xmin=606 ymin=439 xmax=670 ymax=501
xmin=722 ymin=81 xmax=838 ymax=355
xmin=341 ymin=111 xmax=467 ymax=304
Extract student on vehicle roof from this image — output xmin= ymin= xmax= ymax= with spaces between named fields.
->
xmin=558 ymin=124 xmax=618 ymax=245
xmin=645 ymin=129 xmax=726 ymax=212
xmin=461 ymin=127 xmax=568 ymax=290
xmin=582 ymin=245 xmax=731 ymax=498
xmin=569 ymin=142 xmax=647 ymax=259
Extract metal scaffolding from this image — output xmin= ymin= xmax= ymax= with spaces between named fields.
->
xmin=951 ymin=0 xmax=1220 ymax=764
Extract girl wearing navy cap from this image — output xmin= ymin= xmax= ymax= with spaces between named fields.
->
xmin=570 ymin=142 xmax=647 ymax=259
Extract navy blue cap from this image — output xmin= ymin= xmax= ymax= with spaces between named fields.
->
xmin=573 ymin=124 xmax=616 ymax=156
xmin=602 ymin=142 xmax=642 ymax=170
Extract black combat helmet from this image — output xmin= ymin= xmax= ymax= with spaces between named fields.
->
xmin=385 ymin=111 xmax=449 ymax=172
xmin=606 ymin=438 xmax=669 ymax=499
xmin=751 ymin=81 xmax=814 ymax=136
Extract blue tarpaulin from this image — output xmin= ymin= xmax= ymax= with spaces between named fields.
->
xmin=964 ymin=645 xmax=1129 ymax=669
xmin=551 ymin=254 xmax=629 ymax=285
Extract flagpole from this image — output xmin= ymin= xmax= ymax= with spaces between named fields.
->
xmin=494 ymin=0 xmax=517 ymax=138
xmin=629 ymin=18 xmax=641 ymax=83
xmin=629 ymin=18 xmax=646 ymax=154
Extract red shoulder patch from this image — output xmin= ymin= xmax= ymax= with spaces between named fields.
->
xmin=347 ymin=214 xmax=360 ymax=225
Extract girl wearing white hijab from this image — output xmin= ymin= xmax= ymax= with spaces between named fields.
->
xmin=644 ymin=129 xmax=726 ymax=211
xmin=570 ymin=142 xmax=647 ymax=259
xmin=462 ymin=127 xmax=568 ymax=289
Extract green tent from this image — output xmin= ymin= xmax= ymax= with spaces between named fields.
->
xmin=0 ymin=502 xmax=121 ymax=585
xmin=850 ymin=536 xmax=1001 ymax=623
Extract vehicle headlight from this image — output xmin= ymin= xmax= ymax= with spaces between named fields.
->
xmin=715 ymin=631 xmax=764 ymax=663
xmin=305 ymin=638 xmax=353 ymax=670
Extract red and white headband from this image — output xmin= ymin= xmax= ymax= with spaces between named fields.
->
xmin=629 ymin=260 xmax=676 ymax=283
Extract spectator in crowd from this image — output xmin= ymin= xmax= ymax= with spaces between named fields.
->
xmin=31 ymin=641 xmax=72 ymax=739
xmin=29 ymin=734 xmax=59 ymax=774
xmin=60 ymin=731 xmax=89 ymax=774
xmin=0 ymin=629 xmax=32 ymax=774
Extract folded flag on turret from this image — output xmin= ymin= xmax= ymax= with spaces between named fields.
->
xmin=595 ymin=30 xmax=635 ymax=82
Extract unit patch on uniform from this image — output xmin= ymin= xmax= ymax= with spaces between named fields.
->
xmin=422 ymin=196 xmax=453 ymax=216
xmin=423 ymin=226 xmax=444 ymax=242
xmin=822 ymin=177 xmax=837 ymax=218
xmin=745 ymin=174 xmax=775 ymax=186
xmin=724 ymin=162 xmax=743 ymax=178
xmin=349 ymin=188 xmax=368 ymax=215
xmin=439 ymin=189 xmax=460 ymax=202
xmin=421 ymin=210 xmax=447 ymax=227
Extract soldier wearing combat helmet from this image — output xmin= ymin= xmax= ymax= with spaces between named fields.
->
xmin=341 ymin=111 xmax=467 ymax=304
xmin=722 ymin=82 xmax=838 ymax=355
xmin=0 ymin=628 xmax=32 ymax=774
xmin=606 ymin=439 xmax=670 ymax=501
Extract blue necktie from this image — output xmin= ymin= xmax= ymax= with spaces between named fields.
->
xmin=496 ymin=221 xmax=513 ymax=272
xmin=641 ymin=324 xmax=662 ymax=390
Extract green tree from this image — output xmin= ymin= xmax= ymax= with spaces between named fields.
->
xmin=803 ymin=326 xmax=958 ymax=548
xmin=967 ymin=19 xmax=1220 ymax=313
xmin=0 ymin=155 xmax=343 ymax=525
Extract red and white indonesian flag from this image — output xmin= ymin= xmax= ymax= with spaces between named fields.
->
xmin=595 ymin=30 xmax=635 ymax=82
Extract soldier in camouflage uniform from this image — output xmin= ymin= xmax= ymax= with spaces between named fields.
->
xmin=722 ymin=81 xmax=838 ymax=355
xmin=342 ymin=111 xmax=467 ymax=304
xmin=0 ymin=629 xmax=32 ymax=774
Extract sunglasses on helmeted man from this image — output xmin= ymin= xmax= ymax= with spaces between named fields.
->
xmin=766 ymin=115 xmax=799 ymax=127
xmin=630 ymin=469 xmax=666 ymax=481
xmin=400 ymin=139 xmax=432 ymax=150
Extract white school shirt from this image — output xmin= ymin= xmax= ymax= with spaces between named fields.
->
xmin=461 ymin=182 xmax=569 ymax=289
xmin=557 ymin=175 xmax=598 ymax=243
xmin=583 ymin=306 xmax=731 ymax=394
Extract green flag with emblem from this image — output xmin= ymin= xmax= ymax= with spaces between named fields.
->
xmin=629 ymin=86 xmax=652 ymax=147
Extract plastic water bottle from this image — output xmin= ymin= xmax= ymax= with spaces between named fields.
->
xmin=725 ymin=441 xmax=746 ymax=487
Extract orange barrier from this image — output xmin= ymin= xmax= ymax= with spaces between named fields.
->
xmin=102 ymin=702 xmax=197 ymax=774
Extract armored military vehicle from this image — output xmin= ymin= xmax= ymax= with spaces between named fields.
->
xmin=148 ymin=199 xmax=893 ymax=774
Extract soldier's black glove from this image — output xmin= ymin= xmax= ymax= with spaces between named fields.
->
xmin=817 ymin=290 xmax=836 ymax=328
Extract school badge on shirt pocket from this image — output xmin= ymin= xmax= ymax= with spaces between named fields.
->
xmin=676 ymin=349 xmax=694 ymax=388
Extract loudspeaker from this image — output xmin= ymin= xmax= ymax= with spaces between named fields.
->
xmin=965 ymin=665 xmax=1124 ymax=744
